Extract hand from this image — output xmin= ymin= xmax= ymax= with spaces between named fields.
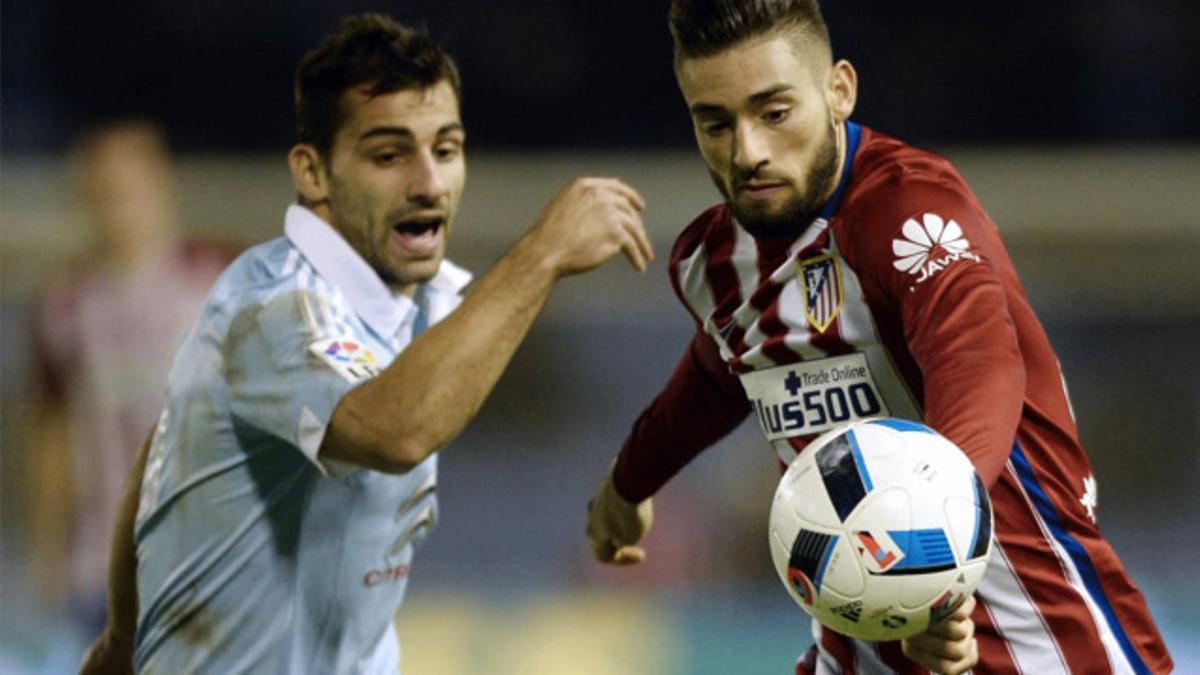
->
xmin=901 ymin=595 xmax=979 ymax=675
xmin=78 ymin=626 xmax=134 ymax=675
xmin=526 ymin=177 xmax=653 ymax=277
xmin=586 ymin=469 xmax=653 ymax=565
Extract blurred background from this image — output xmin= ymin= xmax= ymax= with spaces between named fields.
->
xmin=2 ymin=1 xmax=1198 ymax=673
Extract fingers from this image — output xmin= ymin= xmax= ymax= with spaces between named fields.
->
xmin=533 ymin=176 xmax=655 ymax=277
xmin=588 ymin=529 xmax=645 ymax=566
xmin=901 ymin=594 xmax=979 ymax=674
xmin=590 ymin=538 xmax=646 ymax=566
xmin=589 ymin=534 xmax=614 ymax=562
xmin=586 ymin=478 xmax=651 ymax=566
xmin=902 ymin=636 xmax=978 ymax=675
xmin=612 ymin=545 xmax=646 ymax=565
xmin=904 ymin=623 xmax=974 ymax=659
xmin=926 ymin=595 xmax=976 ymax=640
xmin=617 ymin=214 xmax=652 ymax=272
xmin=925 ymin=613 xmax=972 ymax=642
xmin=955 ymin=594 xmax=976 ymax=620
xmin=601 ymin=181 xmax=652 ymax=273
xmin=622 ymin=213 xmax=654 ymax=270
xmin=598 ymin=177 xmax=646 ymax=211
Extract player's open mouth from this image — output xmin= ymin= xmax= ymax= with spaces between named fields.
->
xmin=392 ymin=216 xmax=445 ymax=256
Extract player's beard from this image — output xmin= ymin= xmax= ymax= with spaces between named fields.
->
xmin=713 ymin=121 xmax=840 ymax=239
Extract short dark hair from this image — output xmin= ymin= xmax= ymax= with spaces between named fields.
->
xmin=294 ymin=14 xmax=461 ymax=158
xmin=668 ymin=0 xmax=831 ymax=60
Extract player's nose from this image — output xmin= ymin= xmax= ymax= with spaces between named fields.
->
xmin=732 ymin=120 xmax=770 ymax=173
xmin=406 ymin=149 xmax=450 ymax=204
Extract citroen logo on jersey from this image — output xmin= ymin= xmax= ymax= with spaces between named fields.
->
xmin=891 ymin=213 xmax=980 ymax=287
xmin=797 ymin=253 xmax=844 ymax=333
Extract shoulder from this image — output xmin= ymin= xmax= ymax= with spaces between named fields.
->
xmin=211 ymin=237 xmax=304 ymax=301
xmin=212 ymin=238 xmax=344 ymax=343
xmin=834 ymin=127 xmax=995 ymax=296
xmin=835 ymin=128 xmax=985 ymax=261
xmin=844 ymin=128 xmax=984 ymax=233
xmin=844 ymin=127 xmax=976 ymax=226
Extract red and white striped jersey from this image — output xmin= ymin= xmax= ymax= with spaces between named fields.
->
xmin=612 ymin=123 xmax=1171 ymax=674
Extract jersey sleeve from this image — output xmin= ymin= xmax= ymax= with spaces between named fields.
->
xmin=224 ymin=288 xmax=371 ymax=477
xmin=611 ymin=328 xmax=751 ymax=502
xmin=844 ymin=172 xmax=1024 ymax=485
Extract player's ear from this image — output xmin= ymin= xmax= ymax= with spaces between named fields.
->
xmin=288 ymin=143 xmax=330 ymax=206
xmin=826 ymin=59 xmax=858 ymax=125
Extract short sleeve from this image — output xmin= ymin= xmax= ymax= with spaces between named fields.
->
xmin=225 ymin=288 xmax=379 ymax=477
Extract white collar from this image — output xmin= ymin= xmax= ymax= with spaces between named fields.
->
xmin=283 ymin=204 xmax=471 ymax=338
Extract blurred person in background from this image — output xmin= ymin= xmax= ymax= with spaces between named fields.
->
xmin=586 ymin=0 xmax=1172 ymax=673
xmin=79 ymin=14 xmax=651 ymax=674
xmin=26 ymin=119 xmax=229 ymax=663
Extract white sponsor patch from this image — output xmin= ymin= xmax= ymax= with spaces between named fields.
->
xmin=310 ymin=337 xmax=383 ymax=383
xmin=739 ymin=353 xmax=890 ymax=441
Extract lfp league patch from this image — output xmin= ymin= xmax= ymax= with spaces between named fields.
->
xmin=310 ymin=337 xmax=383 ymax=383
xmin=798 ymin=252 xmax=844 ymax=333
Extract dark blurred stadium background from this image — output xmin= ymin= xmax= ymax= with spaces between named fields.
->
xmin=3 ymin=1 xmax=1197 ymax=673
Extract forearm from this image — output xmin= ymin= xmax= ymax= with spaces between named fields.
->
xmin=324 ymin=235 xmax=558 ymax=472
xmin=106 ymin=428 xmax=153 ymax=645
xmin=907 ymin=270 xmax=1024 ymax=486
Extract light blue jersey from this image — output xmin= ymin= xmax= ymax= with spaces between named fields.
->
xmin=133 ymin=205 xmax=470 ymax=674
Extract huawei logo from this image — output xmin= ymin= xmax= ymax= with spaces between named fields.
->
xmin=891 ymin=213 xmax=980 ymax=286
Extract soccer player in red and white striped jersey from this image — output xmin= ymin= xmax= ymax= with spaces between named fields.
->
xmin=585 ymin=1 xmax=1172 ymax=673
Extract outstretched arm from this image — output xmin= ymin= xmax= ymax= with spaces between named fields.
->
xmin=587 ymin=330 xmax=749 ymax=564
xmin=78 ymin=428 xmax=153 ymax=675
xmin=320 ymin=177 xmax=653 ymax=474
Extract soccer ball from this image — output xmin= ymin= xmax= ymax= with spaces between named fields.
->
xmin=768 ymin=418 xmax=993 ymax=641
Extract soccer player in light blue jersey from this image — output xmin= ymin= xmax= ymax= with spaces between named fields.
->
xmin=79 ymin=14 xmax=653 ymax=674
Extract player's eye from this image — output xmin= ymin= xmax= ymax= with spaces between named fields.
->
xmin=372 ymin=151 xmax=401 ymax=166
xmin=701 ymin=121 xmax=730 ymax=137
xmin=764 ymin=107 xmax=790 ymax=124
xmin=434 ymin=141 xmax=462 ymax=162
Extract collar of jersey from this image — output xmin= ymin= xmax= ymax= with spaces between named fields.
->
xmin=284 ymin=204 xmax=472 ymax=339
xmin=818 ymin=120 xmax=862 ymax=221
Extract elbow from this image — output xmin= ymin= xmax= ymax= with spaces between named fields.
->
xmin=367 ymin=419 xmax=455 ymax=474
xmin=320 ymin=435 xmax=431 ymax=475
xmin=339 ymin=430 xmax=437 ymax=475
xmin=376 ymin=436 xmax=437 ymax=475
xmin=323 ymin=404 xmax=442 ymax=474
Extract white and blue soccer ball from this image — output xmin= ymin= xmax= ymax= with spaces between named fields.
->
xmin=768 ymin=418 xmax=993 ymax=641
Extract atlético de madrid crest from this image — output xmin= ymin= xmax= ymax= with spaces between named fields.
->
xmin=798 ymin=252 xmax=844 ymax=332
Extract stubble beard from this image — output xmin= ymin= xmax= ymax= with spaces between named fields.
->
xmin=328 ymin=173 xmax=444 ymax=291
xmin=713 ymin=121 xmax=840 ymax=240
